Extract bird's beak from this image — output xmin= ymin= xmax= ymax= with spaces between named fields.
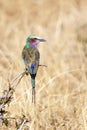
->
xmin=38 ymin=38 xmax=46 ymax=42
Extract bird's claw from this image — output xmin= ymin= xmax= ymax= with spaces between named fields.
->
xmin=25 ymin=67 xmax=29 ymax=75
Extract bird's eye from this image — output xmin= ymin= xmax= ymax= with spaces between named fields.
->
xmin=29 ymin=39 xmax=36 ymax=43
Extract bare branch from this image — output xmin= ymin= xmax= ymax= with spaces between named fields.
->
xmin=39 ymin=64 xmax=47 ymax=67
xmin=14 ymin=71 xmax=26 ymax=89
xmin=0 ymin=70 xmax=29 ymax=128
xmin=0 ymin=71 xmax=26 ymax=120
xmin=0 ymin=71 xmax=26 ymax=101
xmin=18 ymin=119 xmax=28 ymax=130
xmin=10 ymin=71 xmax=26 ymax=86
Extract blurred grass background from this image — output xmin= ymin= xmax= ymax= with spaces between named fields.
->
xmin=0 ymin=0 xmax=87 ymax=129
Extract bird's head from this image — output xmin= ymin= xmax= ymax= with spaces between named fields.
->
xmin=26 ymin=35 xmax=46 ymax=48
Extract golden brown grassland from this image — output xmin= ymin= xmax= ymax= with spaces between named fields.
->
xmin=0 ymin=0 xmax=87 ymax=129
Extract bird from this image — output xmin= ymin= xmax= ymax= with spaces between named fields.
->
xmin=22 ymin=35 xmax=46 ymax=103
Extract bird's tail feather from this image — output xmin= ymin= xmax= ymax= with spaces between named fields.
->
xmin=31 ymin=77 xmax=35 ymax=88
xmin=26 ymin=64 xmax=36 ymax=104
xmin=31 ymin=76 xmax=36 ymax=104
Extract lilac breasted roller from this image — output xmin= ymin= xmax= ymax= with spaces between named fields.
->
xmin=22 ymin=35 xmax=46 ymax=103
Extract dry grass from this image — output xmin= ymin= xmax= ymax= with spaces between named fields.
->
xmin=0 ymin=0 xmax=87 ymax=129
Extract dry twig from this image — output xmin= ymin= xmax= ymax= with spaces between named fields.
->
xmin=0 ymin=71 xmax=26 ymax=125
xmin=18 ymin=119 xmax=29 ymax=130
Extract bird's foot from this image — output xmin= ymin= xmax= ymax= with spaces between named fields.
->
xmin=25 ymin=67 xmax=29 ymax=75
